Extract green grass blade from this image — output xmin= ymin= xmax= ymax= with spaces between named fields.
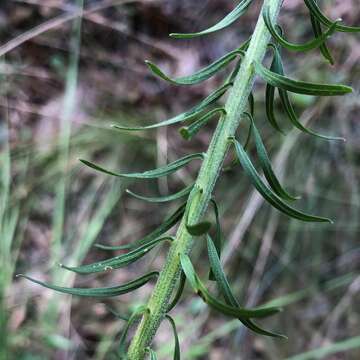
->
xmin=112 ymin=84 xmax=232 ymax=131
xmin=80 ymin=153 xmax=204 ymax=179
xmin=170 ymin=0 xmax=254 ymax=38
xmin=146 ymin=348 xmax=158 ymax=360
xmin=18 ymin=272 xmax=158 ymax=297
xmin=231 ymin=138 xmax=332 ymax=222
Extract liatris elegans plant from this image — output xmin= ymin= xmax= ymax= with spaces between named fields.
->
xmin=19 ymin=0 xmax=359 ymax=358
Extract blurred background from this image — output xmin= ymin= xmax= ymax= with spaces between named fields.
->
xmin=1 ymin=0 xmax=359 ymax=359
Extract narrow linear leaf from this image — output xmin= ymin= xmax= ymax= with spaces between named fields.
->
xmin=61 ymin=237 xmax=173 ymax=274
xmin=304 ymin=0 xmax=360 ymax=33
xmin=169 ymin=0 xmax=254 ymax=38
xmin=166 ymin=315 xmax=180 ymax=360
xmin=254 ymin=61 xmax=352 ymax=96
xmin=230 ymin=138 xmax=332 ymax=223
xmin=126 ymin=184 xmax=193 ymax=203
xmin=263 ymin=5 xmax=338 ymax=52
xmin=208 ymin=199 xmax=222 ymax=281
xmin=180 ymin=254 xmax=281 ymax=319
xmin=244 ymin=112 xmax=299 ymax=201
xmin=96 ymin=203 xmax=185 ymax=250
xmin=80 ymin=153 xmax=204 ymax=180
xmin=146 ymin=348 xmax=158 ymax=360
xmin=310 ymin=3 xmax=334 ymax=65
xmin=268 ymin=46 xmax=344 ymax=141
xmin=119 ymin=306 xmax=148 ymax=356
xmin=180 ymin=108 xmax=226 ymax=140
xmin=18 ymin=272 xmax=158 ymax=297
xmin=185 ymin=187 xmax=211 ymax=236
xmin=146 ymin=49 xmax=245 ymax=85
xmin=112 ymin=83 xmax=232 ymax=131
xmin=207 ymin=235 xmax=287 ymax=338
xmin=167 ymin=271 xmax=186 ymax=312
xmin=265 ymin=43 xmax=287 ymax=133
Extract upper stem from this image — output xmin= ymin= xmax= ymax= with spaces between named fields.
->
xmin=127 ymin=1 xmax=283 ymax=358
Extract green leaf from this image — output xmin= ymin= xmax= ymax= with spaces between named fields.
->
xmin=185 ymin=187 xmax=211 ymax=236
xmin=119 ymin=306 xmax=148 ymax=356
xmin=169 ymin=0 xmax=254 ymax=38
xmin=80 ymin=153 xmax=204 ymax=180
xmin=230 ymin=138 xmax=332 ymax=223
xmin=146 ymin=348 xmax=158 ymax=360
xmin=126 ymin=184 xmax=193 ymax=203
xmin=244 ymin=112 xmax=299 ymax=201
xmin=167 ymin=271 xmax=186 ymax=312
xmin=96 ymin=203 xmax=185 ymax=250
xmin=166 ymin=315 xmax=180 ymax=360
xmin=112 ymin=83 xmax=232 ymax=131
xmin=180 ymin=108 xmax=226 ymax=140
xmin=18 ymin=272 xmax=158 ymax=297
xmin=304 ymin=0 xmax=360 ymax=33
xmin=309 ymin=3 xmax=334 ymax=65
xmin=206 ymin=235 xmax=286 ymax=338
xmin=254 ymin=60 xmax=352 ymax=96
xmin=263 ymin=5 xmax=338 ymax=52
xmin=180 ymin=254 xmax=281 ymax=319
xmin=208 ymin=199 xmax=222 ymax=281
xmin=146 ymin=49 xmax=245 ymax=85
xmin=268 ymin=46 xmax=345 ymax=141
xmin=265 ymin=47 xmax=284 ymax=133
xmin=60 ymin=237 xmax=173 ymax=274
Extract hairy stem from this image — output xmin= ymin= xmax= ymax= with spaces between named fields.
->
xmin=127 ymin=0 xmax=283 ymax=358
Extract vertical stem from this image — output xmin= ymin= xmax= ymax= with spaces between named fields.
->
xmin=127 ymin=0 xmax=283 ymax=358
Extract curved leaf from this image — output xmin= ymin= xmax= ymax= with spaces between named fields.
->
xmin=80 ymin=153 xmax=204 ymax=180
xmin=18 ymin=272 xmax=158 ymax=297
xmin=119 ymin=306 xmax=148 ymax=356
xmin=254 ymin=60 xmax=352 ymax=96
xmin=263 ymin=5 xmax=338 ymax=52
xmin=268 ymin=46 xmax=344 ymax=141
xmin=244 ymin=112 xmax=299 ymax=201
xmin=96 ymin=203 xmax=185 ymax=250
xmin=146 ymin=49 xmax=245 ymax=85
xmin=146 ymin=348 xmax=158 ymax=360
xmin=112 ymin=83 xmax=231 ymax=131
xmin=180 ymin=108 xmax=226 ymax=140
xmin=207 ymin=236 xmax=286 ymax=338
xmin=230 ymin=138 xmax=332 ymax=223
xmin=169 ymin=0 xmax=254 ymax=38
xmin=185 ymin=187 xmax=211 ymax=236
xmin=126 ymin=184 xmax=193 ymax=203
xmin=180 ymin=254 xmax=281 ymax=319
xmin=166 ymin=315 xmax=180 ymax=360
xmin=208 ymin=199 xmax=222 ymax=281
xmin=167 ymin=271 xmax=186 ymax=312
xmin=304 ymin=0 xmax=360 ymax=33
xmin=309 ymin=2 xmax=334 ymax=65
xmin=61 ymin=237 xmax=173 ymax=274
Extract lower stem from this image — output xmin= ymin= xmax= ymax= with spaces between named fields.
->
xmin=127 ymin=1 xmax=283 ymax=358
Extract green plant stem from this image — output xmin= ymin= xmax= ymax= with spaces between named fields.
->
xmin=127 ymin=1 xmax=283 ymax=358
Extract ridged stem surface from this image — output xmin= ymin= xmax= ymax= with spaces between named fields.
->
xmin=127 ymin=1 xmax=283 ymax=358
